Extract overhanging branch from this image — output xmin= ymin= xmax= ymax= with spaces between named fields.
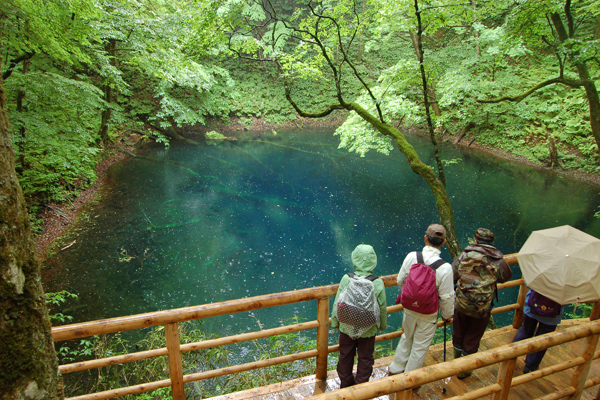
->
xmin=285 ymin=86 xmax=345 ymax=118
xmin=477 ymin=76 xmax=584 ymax=104
xmin=2 ymin=52 xmax=36 ymax=80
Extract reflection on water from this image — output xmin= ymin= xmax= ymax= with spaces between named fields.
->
xmin=43 ymin=129 xmax=600 ymax=336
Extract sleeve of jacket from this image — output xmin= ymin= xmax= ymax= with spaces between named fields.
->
xmin=495 ymin=258 xmax=512 ymax=284
xmin=452 ymin=253 xmax=464 ymax=283
xmin=438 ymin=264 xmax=455 ymax=320
xmin=376 ymin=279 xmax=387 ymax=330
xmin=397 ymin=252 xmax=415 ymax=290
xmin=331 ymin=275 xmax=349 ymax=329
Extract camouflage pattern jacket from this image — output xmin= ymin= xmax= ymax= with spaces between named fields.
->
xmin=452 ymin=244 xmax=512 ymax=318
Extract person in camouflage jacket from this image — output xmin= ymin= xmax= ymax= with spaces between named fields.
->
xmin=451 ymin=228 xmax=512 ymax=379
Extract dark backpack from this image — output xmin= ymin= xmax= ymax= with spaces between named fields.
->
xmin=527 ymin=290 xmax=562 ymax=318
xmin=455 ymin=251 xmax=498 ymax=318
xmin=336 ymin=273 xmax=380 ymax=329
xmin=398 ymin=252 xmax=445 ymax=314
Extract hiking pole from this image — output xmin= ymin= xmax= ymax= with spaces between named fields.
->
xmin=442 ymin=319 xmax=447 ymax=394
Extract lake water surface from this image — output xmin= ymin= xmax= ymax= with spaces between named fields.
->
xmin=44 ymin=129 xmax=600 ymax=337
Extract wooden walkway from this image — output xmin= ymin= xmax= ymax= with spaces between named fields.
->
xmin=210 ymin=320 xmax=600 ymax=400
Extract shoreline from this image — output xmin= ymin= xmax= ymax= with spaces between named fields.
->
xmin=35 ymin=123 xmax=600 ymax=262
xmin=35 ymin=134 xmax=138 ymax=262
xmin=450 ymin=137 xmax=600 ymax=188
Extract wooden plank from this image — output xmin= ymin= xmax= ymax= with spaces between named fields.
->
xmin=206 ymin=320 xmax=600 ymax=400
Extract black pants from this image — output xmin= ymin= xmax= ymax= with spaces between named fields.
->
xmin=337 ymin=332 xmax=376 ymax=388
xmin=452 ymin=309 xmax=491 ymax=355
xmin=512 ymin=314 xmax=558 ymax=370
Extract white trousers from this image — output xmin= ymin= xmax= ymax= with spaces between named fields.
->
xmin=389 ymin=310 xmax=437 ymax=373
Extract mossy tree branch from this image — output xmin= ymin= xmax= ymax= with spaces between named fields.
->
xmin=477 ymin=76 xmax=584 ymax=104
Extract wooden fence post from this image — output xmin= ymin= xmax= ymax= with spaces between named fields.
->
xmin=512 ymin=283 xmax=527 ymax=329
xmin=568 ymin=305 xmax=600 ymax=400
xmin=590 ymin=301 xmax=600 ymax=321
xmin=316 ymin=298 xmax=330 ymax=380
xmin=165 ymin=323 xmax=185 ymax=400
xmin=492 ymin=358 xmax=516 ymax=400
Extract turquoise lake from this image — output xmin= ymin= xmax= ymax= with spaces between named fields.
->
xmin=44 ymin=129 xmax=600 ymax=338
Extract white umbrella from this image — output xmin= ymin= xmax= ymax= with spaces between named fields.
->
xmin=517 ymin=225 xmax=600 ymax=304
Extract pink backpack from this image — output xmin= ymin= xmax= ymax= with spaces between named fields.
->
xmin=399 ymin=252 xmax=445 ymax=314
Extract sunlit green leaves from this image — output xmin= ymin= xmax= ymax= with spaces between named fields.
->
xmin=1 ymin=0 xmax=102 ymax=65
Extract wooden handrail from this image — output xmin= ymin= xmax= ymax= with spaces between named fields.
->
xmin=52 ymin=285 xmax=339 ymax=342
xmin=58 ymin=252 xmax=587 ymax=400
xmin=307 ymin=321 xmax=600 ymax=400
xmin=59 ymin=320 xmax=321 ymax=374
xmin=52 ymin=275 xmax=400 ymax=342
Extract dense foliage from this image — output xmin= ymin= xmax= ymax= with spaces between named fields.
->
xmin=2 ymin=0 xmax=599 ymax=218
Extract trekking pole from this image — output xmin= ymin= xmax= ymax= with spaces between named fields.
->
xmin=442 ymin=319 xmax=448 ymax=394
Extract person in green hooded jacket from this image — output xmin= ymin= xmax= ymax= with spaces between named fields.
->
xmin=331 ymin=244 xmax=387 ymax=388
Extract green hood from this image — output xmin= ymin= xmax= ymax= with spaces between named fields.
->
xmin=351 ymin=244 xmax=377 ymax=276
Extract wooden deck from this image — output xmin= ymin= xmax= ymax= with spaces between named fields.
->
xmin=209 ymin=320 xmax=600 ymax=400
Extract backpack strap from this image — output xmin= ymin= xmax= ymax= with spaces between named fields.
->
xmin=348 ymin=272 xmax=379 ymax=281
xmin=417 ymin=251 xmax=446 ymax=270
xmin=416 ymin=251 xmax=424 ymax=264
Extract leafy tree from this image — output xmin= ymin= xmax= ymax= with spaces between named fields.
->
xmin=0 ymin=1 xmax=109 ymax=397
xmin=225 ymin=0 xmax=462 ymax=256
xmin=478 ymin=0 xmax=600 ymax=161
xmin=2 ymin=0 xmax=237 ymax=208
xmin=1 ymin=0 xmax=109 ymax=208
xmin=0 ymin=62 xmax=63 ymax=400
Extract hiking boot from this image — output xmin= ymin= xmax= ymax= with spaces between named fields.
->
xmin=523 ymin=366 xmax=536 ymax=374
xmin=453 ymin=347 xmax=463 ymax=359
xmin=457 ymin=371 xmax=472 ymax=379
xmin=456 ymin=349 xmax=472 ymax=379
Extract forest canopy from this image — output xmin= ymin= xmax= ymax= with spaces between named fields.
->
xmin=1 ymin=0 xmax=600 ymax=215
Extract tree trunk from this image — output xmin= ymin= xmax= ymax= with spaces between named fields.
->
xmin=99 ymin=39 xmax=117 ymax=145
xmin=548 ymin=135 xmax=558 ymax=168
xmin=472 ymin=0 xmax=481 ymax=57
xmin=408 ymin=31 xmax=441 ymax=117
xmin=550 ymin=8 xmax=600 ymax=156
xmin=16 ymin=58 xmax=31 ymax=174
xmin=0 ymin=64 xmax=63 ymax=399
xmin=348 ymin=102 xmax=461 ymax=258
xmin=356 ymin=0 xmax=367 ymax=63
xmin=413 ymin=0 xmax=446 ymax=187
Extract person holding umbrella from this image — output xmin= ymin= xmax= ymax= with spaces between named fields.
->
xmin=516 ymin=225 xmax=600 ymax=373
xmin=512 ymin=288 xmax=564 ymax=373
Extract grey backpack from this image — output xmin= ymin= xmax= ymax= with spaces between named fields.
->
xmin=336 ymin=273 xmax=380 ymax=339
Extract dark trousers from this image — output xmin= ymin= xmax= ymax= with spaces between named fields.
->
xmin=452 ymin=309 xmax=491 ymax=355
xmin=337 ymin=332 xmax=376 ymax=388
xmin=512 ymin=314 xmax=558 ymax=370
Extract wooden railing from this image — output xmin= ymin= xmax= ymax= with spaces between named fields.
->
xmin=314 ymin=318 xmax=600 ymax=400
xmin=53 ymin=253 xmax=597 ymax=400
